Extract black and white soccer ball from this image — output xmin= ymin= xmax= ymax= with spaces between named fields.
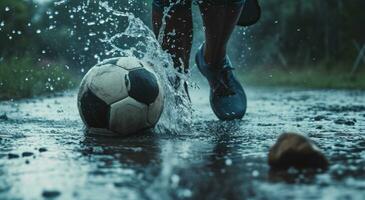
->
xmin=77 ymin=57 xmax=164 ymax=136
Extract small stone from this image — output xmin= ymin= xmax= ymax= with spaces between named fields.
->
xmin=8 ymin=153 xmax=19 ymax=159
xmin=316 ymin=125 xmax=323 ymax=130
xmin=39 ymin=147 xmax=48 ymax=153
xmin=334 ymin=119 xmax=355 ymax=126
xmin=268 ymin=133 xmax=329 ymax=170
xmin=22 ymin=152 xmax=34 ymax=157
xmin=113 ymin=182 xmax=123 ymax=188
xmin=42 ymin=190 xmax=61 ymax=198
xmin=0 ymin=113 xmax=8 ymax=120
xmin=314 ymin=115 xmax=326 ymax=121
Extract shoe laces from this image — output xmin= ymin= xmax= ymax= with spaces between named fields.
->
xmin=213 ymin=63 xmax=236 ymax=97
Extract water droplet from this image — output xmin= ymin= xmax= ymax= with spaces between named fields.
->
xmin=5 ymin=7 xmax=10 ymax=12
xmin=252 ymin=170 xmax=259 ymax=177
xmin=36 ymin=29 xmax=42 ymax=34
xmin=171 ymin=174 xmax=180 ymax=186
xmin=225 ymin=158 xmax=233 ymax=166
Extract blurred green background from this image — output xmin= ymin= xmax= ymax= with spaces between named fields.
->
xmin=1 ymin=0 xmax=365 ymax=99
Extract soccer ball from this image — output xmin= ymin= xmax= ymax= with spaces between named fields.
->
xmin=77 ymin=57 xmax=164 ymax=136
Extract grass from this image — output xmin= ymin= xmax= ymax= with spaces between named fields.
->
xmin=0 ymin=57 xmax=77 ymax=100
xmin=238 ymin=66 xmax=365 ymax=90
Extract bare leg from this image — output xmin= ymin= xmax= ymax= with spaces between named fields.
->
xmin=195 ymin=2 xmax=247 ymax=120
xmin=199 ymin=2 xmax=244 ymax=66
xmin=152 ymin=1 xmax=193 ymax=72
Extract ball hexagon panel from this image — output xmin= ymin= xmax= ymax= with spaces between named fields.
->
xmin=109 ymin=97 xmax=149 ymax=135
xmin=89 ymin=64 xmax=129 ymax=105
xmin=79 ymin=88 xmax=110 ymax=129
xmin=116 ymin=57 xmax=143 ymax=71
xmin=128 ymin=68 xmax=160 ymax=105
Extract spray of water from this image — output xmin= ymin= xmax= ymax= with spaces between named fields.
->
xmin=97 ymin=1 xmax=192 ymax=134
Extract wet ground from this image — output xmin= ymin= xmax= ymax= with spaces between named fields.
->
xmin=0 ymin=86 xmax=364 ymax=200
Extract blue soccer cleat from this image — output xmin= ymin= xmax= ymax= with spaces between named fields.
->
xmin=195 ymin=44 xmax=247 ymax=120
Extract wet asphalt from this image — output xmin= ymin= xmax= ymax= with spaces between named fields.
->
xmin=0 ymin=86 xmax=364 ymax=200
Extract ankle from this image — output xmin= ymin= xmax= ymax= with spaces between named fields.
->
xmin=203 ymin=46 xmax=226 ymax=66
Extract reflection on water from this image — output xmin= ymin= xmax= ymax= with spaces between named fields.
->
xmin=0 ymin=87 xmax=365 ymax=199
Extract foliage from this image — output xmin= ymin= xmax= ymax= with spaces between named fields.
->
xmin=0 ymin=56 xmax=76 ymax=99
xmin=1 ymin=0 xmax=365 ymax=94
xmin=0 ymin=0 xmax=38 ymax=57
xmin=239 ymin=65 xmax=365 ymax=90
xmin=241 ymin=0 xmax=365 ymax=69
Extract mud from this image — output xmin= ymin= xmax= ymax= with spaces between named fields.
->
xmin=0 ymin=86 xmax=364 ymax=200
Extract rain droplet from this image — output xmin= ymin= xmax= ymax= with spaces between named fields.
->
xmin=171 ymin=174 xmax=180 ymax=186
xmin=225 ymin=158 xmax=233 ymax=166
xmin=36 ymin=29 xmax=42 ymax=34
xmin=5 ymin=7 xmax=10 ymax=12
xmin=252 ymin=170 xmax=259 ymax=177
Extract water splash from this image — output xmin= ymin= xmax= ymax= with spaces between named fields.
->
xmin=97 ymin=1 xmax=192 ymax=134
